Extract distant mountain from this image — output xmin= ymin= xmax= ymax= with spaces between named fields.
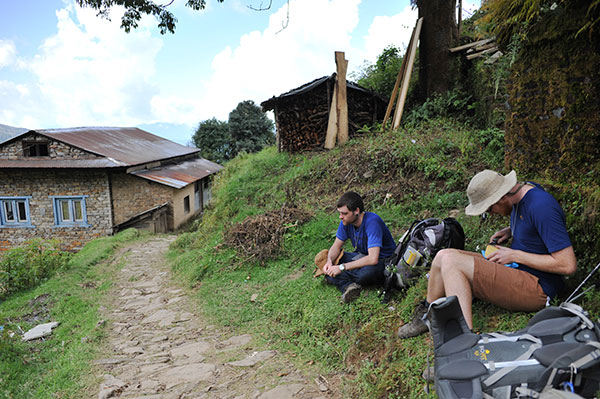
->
xmin=0 ymin=123 xmax=28 ymax=142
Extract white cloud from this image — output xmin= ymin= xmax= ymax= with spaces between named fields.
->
xmin=0 ymin=2 xmax=163 ymax=128
xmin=360 ymin=6 xmax=418 ymax=66
xmin=151 ymin=0 xmax=362 ymax=123
xmin=0 ymin=40 xmax=17 ymax=68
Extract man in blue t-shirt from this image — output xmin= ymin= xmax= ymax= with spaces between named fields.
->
xmin=321 ymin=191 xmax=396 ymax=303
xmin=397 ymin=170 xmax=577 ymax=339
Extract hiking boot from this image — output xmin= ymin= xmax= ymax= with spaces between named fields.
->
xmin=397 ymin=300 xmax=429 ymax=339
xmin=341 ymin=283 xmax=362 ymax=303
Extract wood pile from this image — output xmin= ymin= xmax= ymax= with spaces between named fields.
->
xmin=261 ymin=75 xmax=387 ymax=153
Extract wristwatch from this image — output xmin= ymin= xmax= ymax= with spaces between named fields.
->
xmin=339 ymin=263 xmax=346 ymax=271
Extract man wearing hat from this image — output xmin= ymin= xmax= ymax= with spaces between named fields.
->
xmin=397 ymin=170 xmax=577 ymax=338
xmin=315 ymin=191 xmax=396 ymax=303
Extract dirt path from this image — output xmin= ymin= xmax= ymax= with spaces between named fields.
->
xmin=93 ymin=235 xmax=336 ymax=399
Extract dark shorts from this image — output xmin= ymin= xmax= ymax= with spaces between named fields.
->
xmin=468 ymin=251 xmax=547 ymax=311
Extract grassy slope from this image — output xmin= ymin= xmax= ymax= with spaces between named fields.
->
xmin=168 ymin=119 xmax=600 ymax=398
xmin=0 ymin=229 xmax=144 ymax=399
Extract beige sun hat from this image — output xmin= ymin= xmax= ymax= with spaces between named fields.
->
xmin=313 ymin=249 xmax=344 ymax=277
xmin=465 ymin=170 xmax=517 ymax=216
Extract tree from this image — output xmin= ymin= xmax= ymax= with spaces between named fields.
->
xmin=228 ymin=100 xmax=274 ymax=156
xmin=191 ymin=118 xmax=231 ymax=164
xmin=414 ymin=0 xmax=459 ymax=100
xmin=351 ymin=45 xmax=404 ymax=98
xmin=75 ymin=0 xmax=289 ymax=34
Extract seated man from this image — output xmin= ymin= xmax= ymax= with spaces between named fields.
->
xmin=321 ymin=191 xmax=396 ymax=303
xmin=397 ymin=170 xmax=577 ymax=338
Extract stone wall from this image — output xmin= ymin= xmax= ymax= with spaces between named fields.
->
xmin=110 ymin=173 xmax=175 ymax=230
xmin=0 ymin=169 xmax=113 ymax=251
xmin=504 ymin=3 xmax=600 ymax=181
xmin=1 ymin=132 xmax=101 ymax=160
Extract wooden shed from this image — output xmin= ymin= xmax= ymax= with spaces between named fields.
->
xmin=261 ymin=74 xmax=387 ymax=153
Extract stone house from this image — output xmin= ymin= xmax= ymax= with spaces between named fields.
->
xmin=0 ymin=127 xmax=223 ymax=251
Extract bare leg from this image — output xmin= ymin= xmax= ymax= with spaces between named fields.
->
xmin=427 ymin=249 xmax=476 ymax=329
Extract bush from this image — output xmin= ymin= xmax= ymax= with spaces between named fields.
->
xmin=0 ymin=239 xmax=70 ymax=300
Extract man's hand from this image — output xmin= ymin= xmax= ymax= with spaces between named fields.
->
xmin=323 ymin=264 xmax=342 ymax=277
xmin=490 ymin=227 xmax=512 ymax=244
xmin=487 ymin=245 xmax=518 ymax=265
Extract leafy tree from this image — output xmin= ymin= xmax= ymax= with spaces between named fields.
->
xmin=192 ymin=118 xmax=231 ymax=164
xmin=75 ymin=0 xmax=224 ymax=34
xmin=352 ymin=45 xmax=403 ymax=98
xmin=228 ymin=100 xmax=274 ymax=156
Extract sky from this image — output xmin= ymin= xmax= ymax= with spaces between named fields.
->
xmin=0 ymin=0 xmax=480 ymax=145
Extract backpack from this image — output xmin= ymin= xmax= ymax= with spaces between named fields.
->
xmin=380 ymin=217 xmax=465 ymax=303
xmin=429 ymin=296 xmax=600 ymax=399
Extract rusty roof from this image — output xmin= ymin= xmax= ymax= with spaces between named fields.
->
xmin=130 ymin=158 xmax=224 ymax=188
xmin=39 ymin=127 xmax=199 ymax=166
xmin=0 ymin=127 xmax=199 ymax=167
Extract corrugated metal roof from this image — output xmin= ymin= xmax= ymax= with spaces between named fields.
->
xmin=37 ymin=127 xmax=199 ymax=166
xmin=130 ymin=158 xmax=224 ymax=188
xmin=261 ymin=74 xmax=384 ymax=110
xmin=0 ymin=159 xmax=123 ymax=168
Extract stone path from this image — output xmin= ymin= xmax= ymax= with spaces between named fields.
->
xmin=94 ymin=235 xmax=335 ymax=399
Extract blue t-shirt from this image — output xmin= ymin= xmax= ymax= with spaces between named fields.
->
xmin=336 ymin=212 xmax=396 ymax=259
xmin=510 ymin=184 xmax=572 ymax=298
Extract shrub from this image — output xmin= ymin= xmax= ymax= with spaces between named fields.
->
xmin=0 ymin=239 xmax=70 ymax=300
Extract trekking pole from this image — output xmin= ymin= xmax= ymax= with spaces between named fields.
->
xmin=565 ymin=261 xmax=600 ymax=303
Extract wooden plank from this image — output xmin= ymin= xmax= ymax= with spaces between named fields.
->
xmin=335 ymin=51 xmax=349 ymax=145
xmin=393 ymin=17 xmax=423 ymax=130
xmin=449 ymin=37 xmax=494 ymax=53
xmin=467 ymin=46 xmax=498 ymax=60
xmin=324 ymin=83 xmax=338 ymax=149
xmin=467 ymin=42 xmax=497 ymax=53
xmin=382 ymin=28 xmax=415 ymax=131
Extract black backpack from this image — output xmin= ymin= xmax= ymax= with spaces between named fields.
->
xmin=381 ymin=217 xmax=465 ymax=303
xmin=430 ymin=296 xmax=600 ymax=399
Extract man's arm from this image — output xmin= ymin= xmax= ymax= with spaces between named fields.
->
xmin=488 ymin=245 xmax=576 ymax=275
xmin=326 ymin=238 xmax=345 ymax=266
xmin=324 ymin=246 xmax=381 ymax=277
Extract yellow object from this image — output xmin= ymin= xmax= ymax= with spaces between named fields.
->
xmin=484 ymin=244 xmax=498 ymax=258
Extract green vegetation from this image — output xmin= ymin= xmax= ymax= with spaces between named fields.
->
xmin=192 ymin=99 xmax=274 ymax=164
xmin=167 ymin=114 xmax=600 ymax=398
xmin=0 ymin=229 xmax=143 ymax=399
xmin=0 ymin=239 xmax=71 ymax=300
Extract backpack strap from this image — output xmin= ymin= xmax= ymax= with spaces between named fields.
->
xmin=483 ymin=342 xmax=542 ymax=387
xmin=559 ymin=302 xmax=595 ymax=329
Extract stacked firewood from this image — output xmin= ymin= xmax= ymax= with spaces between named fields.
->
xmin=274 ymin=86 xmax=384 ymax=153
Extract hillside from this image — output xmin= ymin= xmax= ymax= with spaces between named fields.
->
xmin=168 ymin=119 xmax=600 ymax=398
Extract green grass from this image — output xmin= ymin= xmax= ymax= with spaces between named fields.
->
xmin=168 ymin=118 xmax=600 ymax=398
xmin=0 ymin=228 xmax=143 ymax=399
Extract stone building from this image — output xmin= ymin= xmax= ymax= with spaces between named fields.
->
xmin=0 ymin=127 xmax=223 ymax=251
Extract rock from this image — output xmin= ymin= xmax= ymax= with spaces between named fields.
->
xmin=257 ymin=384 xmax=305 ymax=399
xmin=98 ymin=374 xmax=125 ymax=399
xmin=22 ymin=321 xmax=59 ymax=341
xmin=217 ymin=334 xmax=252 ymax=351
xmin=156 ymin=363 xmax=216 ymax=389
xmin=227 ymin=350 xmax=277 ymax=367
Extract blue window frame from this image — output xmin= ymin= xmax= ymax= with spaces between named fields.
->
xmin=51 ymin=196 xmax=90 ymax=227
xmin=0 ymin=196 xmax=33 ymax=227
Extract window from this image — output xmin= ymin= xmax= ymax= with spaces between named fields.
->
xmin=183 ymin=195 xmax=190 ymax=214
xmin=51 ymin=196 xmax=90 ymax=227
xmin=23 ymin=141 xmax=49 ymax=157
xmin=0 ymin=197 xmax=33 ymax=227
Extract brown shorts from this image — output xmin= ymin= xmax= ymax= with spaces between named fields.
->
xmin=469 ymin=251 xmax=547 ymax=311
